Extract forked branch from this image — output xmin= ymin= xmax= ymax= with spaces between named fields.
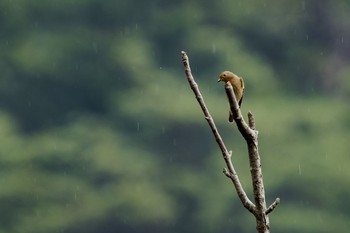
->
xmin=181 ymin=51 xmax=280 ymax=233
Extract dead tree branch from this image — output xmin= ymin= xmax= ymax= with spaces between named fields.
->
xmin=181 ymin=51 xmax=255 ymax=213
xmin=181 ymin=51 xmax=280 ymax=233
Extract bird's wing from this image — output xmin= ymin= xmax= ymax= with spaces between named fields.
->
xmin=239 ymin=94 xmax=243 ymax=107
xmin=240 ymin=77 xmax=244 ymax=89
xmin=238 ymin=77 xmax=244 ymax=107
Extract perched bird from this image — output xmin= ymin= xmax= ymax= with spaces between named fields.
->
xmin=217 ymin=71 xmax=244 ymax=122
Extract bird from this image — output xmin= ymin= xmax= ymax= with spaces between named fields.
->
xmin=217 ymin=71 xmax=244 ymax=122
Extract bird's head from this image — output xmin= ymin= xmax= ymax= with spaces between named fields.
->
xmin=217 ymin=71 xmax=235 ymax=83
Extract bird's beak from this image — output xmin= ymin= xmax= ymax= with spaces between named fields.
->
xmin=217 ymin=78 xmax=221 ymax=82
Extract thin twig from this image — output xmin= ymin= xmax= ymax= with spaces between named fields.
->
xmin=248 ymin=111 xmax=256 ymax=130
xmin=266 ymin=198 xmax=281 ymax=215
xmin=224 ymin=83 xmax=255 ymax=141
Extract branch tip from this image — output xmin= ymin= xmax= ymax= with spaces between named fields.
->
xmin=248 ymin=111 xmax=255 ymax=130
xmin=265 ymin=197 xmax=281 ymax=215
xmin=223 ymin=168 xmax=230 ymax=177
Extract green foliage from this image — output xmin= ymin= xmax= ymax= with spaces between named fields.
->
xmin=0 ymin=0 xmax=350 ymax=233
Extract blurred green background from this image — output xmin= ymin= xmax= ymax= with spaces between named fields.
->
xmin=1 ymin=0 xmax=350 ymax=232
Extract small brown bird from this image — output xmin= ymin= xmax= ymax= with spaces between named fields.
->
xmin=217 ymin=71 xmax=244 ymax=122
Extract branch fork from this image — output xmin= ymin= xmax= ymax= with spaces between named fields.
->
xmin=181 ymin=51 xmax=280 ymax=233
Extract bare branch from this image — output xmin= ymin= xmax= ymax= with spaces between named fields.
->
xmin=225 ymin=71 xmax=280 ymax=232
xmin=224 ymin=83 xmax=255 ymax=141
xmin=181 ymin=51 xmax=279 ymax=232
xmin=248 ymin=111 xmax=256 ymax=130
xmin=266 ymin=198 xmax=281 ymax=215
xmin=181 ymin=51 xmax=255 ymax=214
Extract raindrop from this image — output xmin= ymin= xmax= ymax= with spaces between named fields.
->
xmin=306 ymin=34 xmax=309 ymax=41
xmin=159 ymin=67 xmax=162 ymax=70
xmin=341 ymin=36 xmax=344 ymax=44
xmin=298 ymin=164 xmax=302 ymax=175
xmin=137 ymin=122 xmax=140 ymax=131
xmin=173 ymin=139 xmax=177 ymax=146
